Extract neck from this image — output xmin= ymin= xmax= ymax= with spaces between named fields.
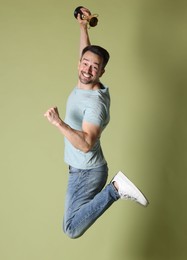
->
xmin=77 ymin=81 xmax=101 ymax=90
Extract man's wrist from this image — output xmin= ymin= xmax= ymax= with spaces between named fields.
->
xmin=80 ymin=24 xmax=88 ymax=31
xmin=55 ymin=118 xmax=64 ymax=127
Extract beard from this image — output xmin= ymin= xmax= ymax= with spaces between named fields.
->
xmin=79 ymin=71 xmax=96 ymax=85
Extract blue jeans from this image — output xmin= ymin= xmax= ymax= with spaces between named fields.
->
xmin=63 ymin=164 xmax=119 ymax=238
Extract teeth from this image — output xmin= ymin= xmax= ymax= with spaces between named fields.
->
xmin=83 ymin=73 xmax=91 ymax=78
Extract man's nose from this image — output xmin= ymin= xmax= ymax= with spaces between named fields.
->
xmin=85 ymin=65 xmax=92 ymax=73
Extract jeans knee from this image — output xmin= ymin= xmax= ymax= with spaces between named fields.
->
xmin=63 ymin=223 xmax=82 ymax=239
xmin=63 ymin=228 xmax=82 ymax=239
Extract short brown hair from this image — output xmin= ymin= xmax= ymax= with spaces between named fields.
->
xmin=81 ymin=45 xmax=110 ymax=69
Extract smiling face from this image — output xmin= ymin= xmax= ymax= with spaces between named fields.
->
xmin=78 ymin=51 xmax=105 ymax=87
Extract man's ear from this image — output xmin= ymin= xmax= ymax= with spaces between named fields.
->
xmin=100 ymin=69 xmax=105 ymax=78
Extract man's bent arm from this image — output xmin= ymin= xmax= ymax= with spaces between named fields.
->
xmin=56 ymin=120 xmax=101 ymax=153
xmin=44 ymin=107 xmax=101 ymax=153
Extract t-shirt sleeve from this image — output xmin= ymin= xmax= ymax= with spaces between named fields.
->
xmin=83 ymin=103 xmax=106 ymax=128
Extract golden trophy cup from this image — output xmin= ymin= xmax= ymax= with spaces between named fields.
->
xmin=74 ymin=6 xmax=98 ymax=27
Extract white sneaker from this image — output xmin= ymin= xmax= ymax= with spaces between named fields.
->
xmin=112 ymin=171 xmax=149 ymax=207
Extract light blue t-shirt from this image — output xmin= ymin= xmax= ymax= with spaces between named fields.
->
xmin=64 ymin=85 xmax=110 ymax=169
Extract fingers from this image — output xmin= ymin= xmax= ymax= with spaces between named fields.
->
xmin=54 ymin=106 xmax=59 ymax=113
xmin=44 ymin=107 xmax=58 ymax=117
xmin=81 ymin=7 xmax=91 ymax=16
xmin=77 ymin=7 xmax=91 ymax=24
xmin=77 ymin=13 xmax=87 ymax=25
xmin=44 ymin=106 xmax=61 ymax=126
xmin=77 ymin=13 xmax=82 ymax=21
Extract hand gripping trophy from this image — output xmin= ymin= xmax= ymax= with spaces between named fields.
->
xmin=74 ymin=6 xmax=98 ymax=28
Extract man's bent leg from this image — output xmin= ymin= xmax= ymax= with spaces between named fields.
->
xmin=63 ymin=164 xmax=119 ymax=239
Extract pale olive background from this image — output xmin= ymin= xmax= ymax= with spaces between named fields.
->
xmin=1 ymin=0 xmax=187 ymax=260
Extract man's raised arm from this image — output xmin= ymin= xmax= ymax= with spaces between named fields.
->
xmin=76 ymin=7 xmax=91 ymax=57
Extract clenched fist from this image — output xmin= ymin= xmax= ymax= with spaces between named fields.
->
xmin=44 ymin=107 xmax=62 ymax=126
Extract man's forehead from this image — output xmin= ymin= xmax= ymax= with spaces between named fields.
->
xmin=82 ymin=57 xmax=99 ymax=65
xmin=81 ymin=51 xmax=103 ymax=65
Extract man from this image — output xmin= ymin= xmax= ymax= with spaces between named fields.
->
xmin=44 ymin=7 xmax=148 ymax=239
